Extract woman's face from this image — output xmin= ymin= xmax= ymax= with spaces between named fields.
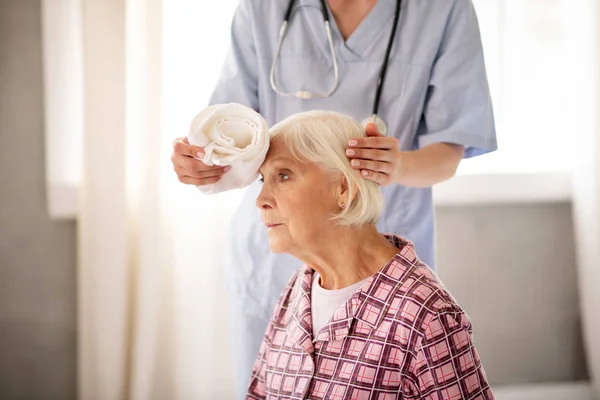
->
xmin=256 ymin=139 xmax=341 ymax=255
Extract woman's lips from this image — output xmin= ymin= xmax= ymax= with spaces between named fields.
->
xmin=265 ymin=223 xmax=283 ymax=230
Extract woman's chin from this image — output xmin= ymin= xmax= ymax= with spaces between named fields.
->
xmin=267 ymin=238 xmax=290 ymax=254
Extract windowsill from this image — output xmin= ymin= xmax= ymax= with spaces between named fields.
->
xmin=48 ymin=172 xmax=572 ymax=220
xmin=433 ymin=171 xmax=572 ymax=206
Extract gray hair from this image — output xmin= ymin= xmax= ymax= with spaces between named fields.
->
xmin=269 ymin=110 xmax=383 ymax=227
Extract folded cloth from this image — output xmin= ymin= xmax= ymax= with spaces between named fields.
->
xmin=188 ymin=103 xmax=269 ymax=194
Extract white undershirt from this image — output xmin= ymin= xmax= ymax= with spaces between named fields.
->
xmin=311 ymin=271 xmax=368 ymax=337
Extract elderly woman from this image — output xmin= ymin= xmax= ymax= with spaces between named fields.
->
xmin=246 ymin=111 xmax=493 ymax=400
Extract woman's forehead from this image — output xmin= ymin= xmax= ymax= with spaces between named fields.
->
xmin=264 ymin=140 xmax=295 ymax=165
xmin=261 ymin=139 xmax=318 ymax=176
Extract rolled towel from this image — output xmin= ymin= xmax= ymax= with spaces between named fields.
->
xmin=188 ymin=103 xmax=269 ymax=194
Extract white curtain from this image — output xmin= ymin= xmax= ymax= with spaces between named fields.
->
xmin=568 ymin=0 xmax=600 ymax=397
xmin=78 ymin=0 xmax=240 ymax=398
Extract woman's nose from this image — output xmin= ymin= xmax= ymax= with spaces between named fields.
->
xmin=256 ymin=186 xmax=273 ymax=210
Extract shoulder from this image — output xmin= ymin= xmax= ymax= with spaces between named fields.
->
xmin=230 ymin=0 xmax=291 ymax=50
xmin=234 ymin=0 xmax=289 ymax=21
xmin=404 ymin=0 xmax=478 ymax=30
xmin=418 ymin=0 xmax=474 ymax=10
xmin=405 ymin=0 xmax=473 ymax=15
xmin=382 ymin=268 xmax=473 ymax=365
xmin=380 ymin=245 xmax=471 ymax=337
xmin=392 ymin=267 xmax=464 ymax=312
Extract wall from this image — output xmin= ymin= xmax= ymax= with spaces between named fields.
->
xmin=436 ymin=203 xmax=588 ymax=385
xmin=0 ymin=1 xmax=77 ymax=399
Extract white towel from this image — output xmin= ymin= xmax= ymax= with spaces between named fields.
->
xmin=188 ymin=103 xmax=269 ymax=194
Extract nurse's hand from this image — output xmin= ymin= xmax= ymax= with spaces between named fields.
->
xmin=171 ymin=137 xmax=231 ymax=185
xmin=346 ymin=123 xmax=403 ymax=186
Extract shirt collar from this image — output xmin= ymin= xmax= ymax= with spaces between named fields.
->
xmin=284 ymin=235 xmax=421 ymax=346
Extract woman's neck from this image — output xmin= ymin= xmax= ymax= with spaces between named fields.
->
xmin=296 ymin=224 xmax=399 ymax=290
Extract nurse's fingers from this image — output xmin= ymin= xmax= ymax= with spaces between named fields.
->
xmin=348 ymin=136 xmax=396 ymax=150
xmin=174 ymin=154 xmax=227 ymax=174
xmin=172 ymin=137 xmax=205 ymax=158
xmin=345 ymin=148 xmax=394 ymax=162
xmin=359 ymin=169 xmax=392 ymax=186
xmin=177 ymin=174 xmax=223 ymax=186
xmin=349 ymin=159 xmax=393 ymax=175
xmin=173 ymin=165 xmax=229 ymax=180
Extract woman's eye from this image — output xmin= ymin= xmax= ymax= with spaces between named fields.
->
xmin=279 ymin=173 xmax=289 ymax=182
xmin=258 ymin=175 xmax=264 ymax=184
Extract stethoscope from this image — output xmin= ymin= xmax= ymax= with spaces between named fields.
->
xmin=270 ymin=0 xmax=402 ymax=135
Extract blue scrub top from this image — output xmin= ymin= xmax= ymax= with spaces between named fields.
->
xmin=209 ymin=0 xmax=496 ymax=390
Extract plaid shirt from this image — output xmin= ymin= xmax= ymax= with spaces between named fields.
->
xmin=246 ymin=236 xmax=494 ymax=400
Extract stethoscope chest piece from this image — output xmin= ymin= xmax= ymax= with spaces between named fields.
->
xmin=361 ymin=114 xmax=388 ymax=136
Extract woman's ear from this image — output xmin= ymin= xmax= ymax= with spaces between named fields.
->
xmin=335 ymin=174 xmax=357 ymax=207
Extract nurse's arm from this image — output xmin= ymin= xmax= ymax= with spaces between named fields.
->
xmin=395 ymin=142 xmax=464 ymax=188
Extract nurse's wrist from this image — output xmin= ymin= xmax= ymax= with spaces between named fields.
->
xmin=392 ymin=151 xmax=411 ymax=186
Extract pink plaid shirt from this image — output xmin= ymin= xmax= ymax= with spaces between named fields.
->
xmin=246 ymin=236 xmax=494 ymax=400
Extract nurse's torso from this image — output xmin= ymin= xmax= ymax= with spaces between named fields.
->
xmin=225 ymin=0 xmax=453 ymax=320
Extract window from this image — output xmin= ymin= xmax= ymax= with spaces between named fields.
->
xmin=459 ymin=0 xmax=572 ymax=175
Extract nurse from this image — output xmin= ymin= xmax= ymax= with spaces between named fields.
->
xmin=170 ymin=0 xmax=497 ymax=397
